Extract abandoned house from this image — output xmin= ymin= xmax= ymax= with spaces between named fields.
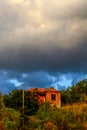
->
xmin=28 ymin=87 xmax=61 ymax=107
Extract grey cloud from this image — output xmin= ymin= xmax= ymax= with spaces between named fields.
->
xmin=0 ymin=0 xmax=87 ymax=73
xmin=22 ymin=71 xmax=53 ymax=87
xmin=0 ymin=0 xmax=36 ymax=37
xmin=0 ymin=70 xmax=17 ymax=94
xmin=0 ymin=38 xmax=87 ymax=73
xmin=41 ymin=0 xmax=87 ymax=20
xmin=0 ymin=70 xmax=58 ymax=94
xmin=1 ymin=69 xmax=87 ymax=94
xmin=0 ymin=0 xmax=87 ymax=94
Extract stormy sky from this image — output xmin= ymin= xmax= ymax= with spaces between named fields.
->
xmin=0 ymin=0 xmax=87 ymax=94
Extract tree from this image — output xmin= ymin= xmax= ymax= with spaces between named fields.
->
xmin=61 ymin=79 xmax=87 ymax=105
xmin=3 ymin=89 xmax=39 ymax=116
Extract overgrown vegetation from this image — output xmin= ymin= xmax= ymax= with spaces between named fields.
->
xmin=61 ymin=79 xmax=87 ymax=105
xmin=1 ymin=79 xmax=87 ymax=129
xmin=3 ymin=89 xmax=39 ymax=115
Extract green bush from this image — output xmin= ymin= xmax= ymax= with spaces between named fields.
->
xmin=2 ymin=108 xmax=20 ymax=130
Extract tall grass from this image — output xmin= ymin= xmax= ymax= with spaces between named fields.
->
xmin=28 ymin=103 xmax=87 ymax=130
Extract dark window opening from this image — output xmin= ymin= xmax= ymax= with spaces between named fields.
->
xmin=51 ymin=94 xmax=56 ymax=101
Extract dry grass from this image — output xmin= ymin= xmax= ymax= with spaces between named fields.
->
xmin=62 ymin=103 xmax=87 ymax=111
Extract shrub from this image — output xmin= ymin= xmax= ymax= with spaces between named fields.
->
xmin=2 ymin=108 xmax=20 ymax=130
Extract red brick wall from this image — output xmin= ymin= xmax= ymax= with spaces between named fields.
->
xmin=38 ymin=95 xmax=45 ymax=104
xmin=45 ymin=91 xmax=61 ymax=107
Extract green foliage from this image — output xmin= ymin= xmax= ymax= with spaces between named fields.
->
xmin=1 ymin=108 xmax=20 ymax=130
xmin=31 ymin=103 xmax=87 ymax=130
xmin=0 ymin=93 xmax=5 ymax=130
xmin=3 ymin=89 xmax=39 ymax=115
xmin=28 ymin=116 xmax=42 ymax=130
xmin=0 ymin=93 xmax=4 ymax=110
xmin=2 ymin=101 xmax=87 ymax=130
xmin=3 ymin=89 xmax=22 ymax=110
xmin=36 ymin=102 xmax=53 ymax=121
xmin=28 ymin=103 xmax=57 ymax=130
xmin=61 ymin=79 xmax=87 ymax=105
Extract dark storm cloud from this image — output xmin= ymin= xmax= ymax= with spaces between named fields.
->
xmin=0 ymin=0 xmax=87 ymax=94
xmin=0 ymin=70 xmax=58 ymax=94
xmin=21 ymin=71 xmax=54 ymax=87
xmin=0 ymin=38 xmax=87 ymax=73
xmin=0 ymin=0 xmax=87 ymax=73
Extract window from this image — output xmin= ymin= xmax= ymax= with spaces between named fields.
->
xmin=51 ymin=94 xmax=56 ymax=101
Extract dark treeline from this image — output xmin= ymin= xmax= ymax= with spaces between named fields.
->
xmin=3 ymin=89 xmax=39 ymax=115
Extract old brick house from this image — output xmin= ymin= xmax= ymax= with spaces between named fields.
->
xmin=28 ymin=87 xmax=61 ymax=107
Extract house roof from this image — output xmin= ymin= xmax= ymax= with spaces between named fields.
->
xmin=28 ymin=87 xmax=60 ymax=93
